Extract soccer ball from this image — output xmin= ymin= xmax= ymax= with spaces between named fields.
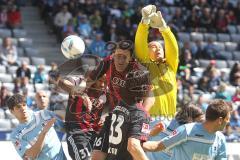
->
xmin=61 ymin=35 xmax=85 ymax=59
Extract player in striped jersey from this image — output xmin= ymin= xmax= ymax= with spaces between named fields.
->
xmin=7 ymin=94 xmax=66 ymax=160
xmin=50 ymin=72 xmax=108 ymax=160
xmin=143 ymin=99 xmax=230 ymax=160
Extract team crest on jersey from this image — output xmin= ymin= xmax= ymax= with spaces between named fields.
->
xmin=141 ymin=123 xmax=150 ymax=134
xmin=172 ymin=130 xmax=178 ymax=136
xmin=14 ymin=140 xmax=21 ymax=150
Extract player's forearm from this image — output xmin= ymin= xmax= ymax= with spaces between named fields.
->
xmin=58 ymin=79 xmax=74 ymax=93
xmin=142 ymin=141 xmax=166 ymax=152
xmin=161 ymin=27 xmax=179 ymax=72
xmin=24 ymin=132 xmax=47 ymax=159
xmin=127 ymin=138 xmax=149 ymax=160
xmin=135 ymin=23 xmax=150 ymax=63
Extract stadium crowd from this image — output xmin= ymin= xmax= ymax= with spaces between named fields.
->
xmin=0 ymin=0 xmax=239 ymax=159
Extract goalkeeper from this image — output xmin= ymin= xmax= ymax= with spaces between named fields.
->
xmin=135 ymin=5 xmax=179 ymax=159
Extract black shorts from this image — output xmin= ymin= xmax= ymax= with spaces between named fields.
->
xmin=93 ymin=113 xmax=112 ymax=153
xmin=67 ymin=130 xmax=96 ymax=160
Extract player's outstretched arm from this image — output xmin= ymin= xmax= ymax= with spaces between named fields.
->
xmin=142 ymin=140 xmax=166 ymax=152
xmin=127 ymin=138 xmax=149 ymax=160
xmin=135 ymin=5 xmax=156 ymax=63
xmin=149 ymin=11 xmax=179 ymax=73
xmin=24 ymin=118 xmax=55 ymax=159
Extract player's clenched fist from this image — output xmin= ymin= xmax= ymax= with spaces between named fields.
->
xmin=149 ymin=11 xmax=168 ymax=31
xmin=141 ymin=5 xmax=156 ymax=25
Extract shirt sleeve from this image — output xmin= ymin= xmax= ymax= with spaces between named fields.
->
xmin=89 ymin=56 xmax=111 ymax=81
xmin=161 ymin=125 xmax=187 ymax=149
xmin=134 ymin=23 xmax=151 ymax=63
xmin=215 ymin=136 xmax=227 ymax=160
xmin=43 ymin=110 xmax=65 ymax=131
xmin=161 ymin=27 xmax=179 ymax=73
xmin=11 ymin=135 xmax=31 ymax=157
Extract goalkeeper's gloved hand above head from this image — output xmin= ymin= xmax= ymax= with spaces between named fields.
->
xmin=141 ymin=4 xmax=156 ymax=25
xmin=149 ymin=11 xmax=168 ymax=31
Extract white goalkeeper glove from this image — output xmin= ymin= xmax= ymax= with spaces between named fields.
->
xmin=141 ymin=5 xmax=156 ymax=25
xmin=149 ymin=11 xmax=168 ymax=31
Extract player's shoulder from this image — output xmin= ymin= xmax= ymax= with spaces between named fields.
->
xmin=215 ymin=131 xmax=226 ymax=140
xmin=184 ymin=122 xmax=199 ymax=134
xmin=34 ymin=109 xmax=53 ymax=120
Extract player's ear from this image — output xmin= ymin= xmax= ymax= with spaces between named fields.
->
xmin=218 ymin=117 xmax=224 ymax=124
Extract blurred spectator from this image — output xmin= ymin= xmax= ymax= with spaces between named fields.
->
xmin=226 ymin=10 xmax=237 ymax=25
xmin=194 ymin=40 xmax=204 ymax=58
xmin=199 ymin=7 xmax=213 ymax=32
xmin=49 ymin=86 xmax=65 ymax=111
xmin=202 ymin=60 xmax=216 ymax=77
xmin=104 ymin=25 xmax=117 ymax=41
xmin=197 ymin=76 xmax=209 ymax=92
xmin=185 ymin=7 xmax=200 ymax=32
xmin=230 ymin=109 xmax=240 ymax=128
xmin=170 ymin=7 xmax=185 ymax=31
xmin=54 ymin=5 xmax=72 ymax=41
xmin=89 ymin=10 xmax=102 ymax=31
xmin=48 ymin=62 xmax=58 ymax=88
xmin=229 ymin=62 xmax=240 ymax=86
xmin=13 ymin=78 xmax=21 ymax=93
xmin=34 ymin=90 xmax=49 ymax=110
xmin=7 ymin=5 xmax=22 ymax=29
xmin=196 ymin=94 xmax=208 ymax=112
xmin=21 ymin=76 xmax=30 ymax=91
xmin=0 ymin=37 xmax=18 ymax=66
xmin=22 ymin=87 xmax=33 ymax=108
xmin=62 ymin=18 xmax=77 ymax=38
xmin=109 ymin=3 xmax=122 ymax=18
xmin=207 ymin=68 xmax=221 ymax=92
xmin=202 ymin=38 xmax=217 ymax=59
xmin=179 ymin=49 xmax=197 ymax=73
xmin=0 ymin=6 xmax=7 ymax=28
xmin=235 ymin=1 xmax=240 ymax=24
xmin=68 ymin=0 xmax=78 ymax=16
xmin=89 ymin=32 xmax=107 ymax=57
xmin=77 ymin=14 xmax=92 ymax=38
xmin=220 ymin=69 xmax=228 ymax=82
xmin=0 ymin=86 xmax=11 ymax=109
xmin=215 ymin=83 xmax=231 ymax=101
xmin=16 ymin=61 xmax=31 ymax=80
xmin=232 ymin=88 xmax=240 ymax=103
xmin=215 ymin=9 xmax=228 ymax=33
xmin=223 ymin=124 xmax=239 ymax=142
xmin=122 ymin=3 xmax=134 ymax=18
xmin=33 ymin=64 xmax=46 ymax=83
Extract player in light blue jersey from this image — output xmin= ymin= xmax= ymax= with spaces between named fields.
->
xmin=147 ymin=103 xmax=204 ymax=160
xmin=7 ymin=94 xmax=66 ymax=160
xmin=143 ymin=99 xmax=231 ymax=160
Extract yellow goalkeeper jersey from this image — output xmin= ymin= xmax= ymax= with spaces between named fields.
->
xmin=135 ymin=23 xmax=179 ymax=117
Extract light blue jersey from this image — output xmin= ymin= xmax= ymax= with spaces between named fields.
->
xmin=147 ymin=119 xmax=180 ymax=160
xmin=162 ymin=123 xmax=227 ymax=160
xmin=10 ymin=109 xmax=66 ymax=160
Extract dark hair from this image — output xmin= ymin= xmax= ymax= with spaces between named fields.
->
xmin=120 ymin=70 xmax=151 ymax=104
xmin=6 ymin=94 xmax=26 ymax=110
xmin=175 ymin=103 xmax=204 ymax=125
xmin=205 ymin=99 xmax=231 ymax=121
